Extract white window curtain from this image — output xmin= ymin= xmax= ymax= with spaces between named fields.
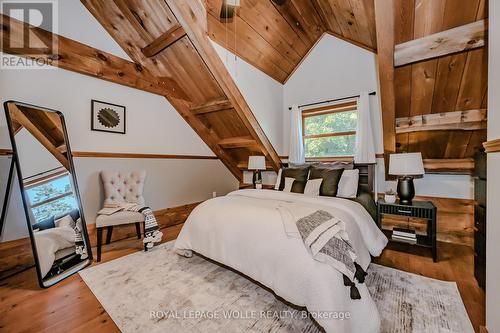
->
xmin=354 ymin=92 xmax=376 ymax=164
xmin=289 ymin=105 xmax=305 ymax=164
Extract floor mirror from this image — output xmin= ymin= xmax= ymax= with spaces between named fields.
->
xmin=3 ymin=101 xmax=92 ymax=287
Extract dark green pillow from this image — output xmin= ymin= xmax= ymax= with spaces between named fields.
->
xmin=291 ymin=180 xmax=306 ymax=194
xmin=309 ymin=165 xmax=344 ymax=197
xmin=279 ymin=166 xmax=310 ymax=191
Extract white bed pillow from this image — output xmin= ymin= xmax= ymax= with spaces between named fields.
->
xmin=337 ymin=169 xmax=359 ymax=198
xmin=303 ymin=178 xmax=322 ymax=196
xmin=274 ymin=168 xmax=283 ymax=190
xmin=55 ymin=214 xmax=75 ymax=229
xmin=282 ymin=177 xmax=295 ymax=192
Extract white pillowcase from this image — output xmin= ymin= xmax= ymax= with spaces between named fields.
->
xmin=337 ymin=169 xmax=359 ymax=198
xmin=55 ymin=214 xmax=75 ymax=229
xmin=282 ymin=177 xmax=295 ymax=192
xmin=274 ymin=168 xmax=283 ymax=190
xmin=303 ymin=178 xmax=322 ymax=196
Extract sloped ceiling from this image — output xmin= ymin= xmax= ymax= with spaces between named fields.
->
xmin=206 ymin=0 xmax=377 ymax=83
xmin=394 ymin=0 xmax=487 ymax=160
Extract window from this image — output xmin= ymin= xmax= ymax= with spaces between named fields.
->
xmin=24 ymin=170 xmax=78 ymax=223
xmin=302 ymin=101 xmax=357 ymax=159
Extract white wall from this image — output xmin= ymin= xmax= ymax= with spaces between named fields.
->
xmin=486 ymin=1 xmax=500 ymax=331
xmin=283 ymin=33 xmax=474 ymax=199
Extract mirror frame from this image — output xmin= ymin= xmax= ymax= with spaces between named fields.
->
xmin=3 ymin=100 xmax=93 ymax=287
xmin=0 ymin=153 xmax=15 ymax=237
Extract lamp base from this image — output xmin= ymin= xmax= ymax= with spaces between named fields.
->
xmin=252 ymin=170 xmax=262 ymax=189
xmin=397 ymin=176 xmax=415 ymax=205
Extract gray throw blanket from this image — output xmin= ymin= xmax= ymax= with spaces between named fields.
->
xmin=278 ymin=205 xmax=367 ymax=299
xmin=123 ymin=204 xmax=163 ymax=250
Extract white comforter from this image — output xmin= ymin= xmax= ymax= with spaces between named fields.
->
xmin=174 ymin=189 xmax=388 ymax=333
xmin=34 ymin=226 xmax=75 ymax=278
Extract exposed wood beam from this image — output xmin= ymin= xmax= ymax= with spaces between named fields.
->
xmin=237 ymin=161 xmax=273 ymax=170
xmin=165 ymin=0 xmax=282 ymax=172
xmin=0 ymin=14 xmax=168 ymax=97
xmin=423 ymin=158 xmax=474 ymax=174
xmin=189 ymin=98 xmax=233 ymax=115
xmin=396 ymin=109 xmax=487 ymax=133
xmin=218 ymin=136 xmax=257 ymax=149
xmin=483 ymin=139 xmax=500 ymax=153
xmin=8 ymin=103 xmax=70 ymax=170
xmin=374 ymin=0 xmax=396 ymax=178
xmin=141 ymin=24 xmax=187 ymax=58
xmin=395 ymin=19 xmax=488 ymax=67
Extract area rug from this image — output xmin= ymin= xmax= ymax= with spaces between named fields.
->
xmin=79 ymin=242 xmax=474 ymax=333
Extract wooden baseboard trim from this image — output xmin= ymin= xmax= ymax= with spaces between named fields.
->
xmin=483 ymin=139 xmax=500 ymax=153
xmin=72 ymin=151 xmax=219 ymax=160
xmin=0 ymin=202 xmax=200 ymax=279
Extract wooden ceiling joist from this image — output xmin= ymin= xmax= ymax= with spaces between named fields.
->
xmin=396 ymin=109 xmax=487 ymax=133
xmin=8 ymin=103 xmax=70 ymax=170
xmin=395 ymin=19 xmax=488 ymax=67
xmin=0 ymin=14 xmax=169 ymax=97
xmin=218 ymin=136 xmax=257 ymax=149
xmin=189 ymin=98 xmax=233 ymax=115
xmin=423 ymin=158 xmax=474 ymax=174
xmin=141 ymin=24 xmax=187 ymax=58
xmin=374 ymin=0 xmax=396 ymax=177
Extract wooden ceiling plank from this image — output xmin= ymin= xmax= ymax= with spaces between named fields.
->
xmin=374 ymin=0 xmax=396 ymax=177
xmin=190 ymin=99 xmax=233 ymax=115
xmin=236 ymin=0 xmax=308 ymax=63
xmin=394 ymin=19 xmax=487 ymax=67
xmin=218 ymin=136 xmax=257 ymax=149
xmin=0 ymin=14 xmax=170 ymax=97
xmin=271 ymin=0 xmax=324 ymax=45
xmin=141 ymin=24 xmax=186 ymax=58
xmin=396 ymin=109 xmax=487 ymax=133
xmin=311 ymin=0 xmax=343 ymax=36
xmin=207 ymin=12 xmax=291 ymax=82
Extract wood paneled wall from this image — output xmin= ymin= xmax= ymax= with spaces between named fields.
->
xmin=393 ymin=0 xmax=488 ymax=160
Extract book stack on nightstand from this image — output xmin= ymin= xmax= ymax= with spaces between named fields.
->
xmin=391 ymin=228 xmax=417 ymax=244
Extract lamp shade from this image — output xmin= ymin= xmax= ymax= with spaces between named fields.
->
xmin=248 ymin=156 xmax=266 ymax=170
xmin=389 ymin=153 xmax=425 ymax=176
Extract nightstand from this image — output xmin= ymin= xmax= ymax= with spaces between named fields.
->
xmin=377 ymin=199 xmax=437 ymax=262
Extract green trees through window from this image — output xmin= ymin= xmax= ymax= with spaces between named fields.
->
xmin=303 ymin=108 xmax=357 ymax=158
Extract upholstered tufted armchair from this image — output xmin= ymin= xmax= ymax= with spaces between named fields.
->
xmin=95 ymin=170 xmax=147 ymax=261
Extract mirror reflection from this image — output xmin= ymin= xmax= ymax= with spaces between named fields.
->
xmin=4 ymin=101 xmax=92 ymax=287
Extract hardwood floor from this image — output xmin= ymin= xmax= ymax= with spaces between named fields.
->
xmin=0 ymin=224 xmax=485 ymax=333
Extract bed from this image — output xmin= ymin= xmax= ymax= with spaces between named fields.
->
xmin=174 ymin=164 xmax=388 ymax=333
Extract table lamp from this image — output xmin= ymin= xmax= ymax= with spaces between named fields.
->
xmin=248 ymin=156 xmax=265 ymax=189
xmin=389 ymin=153 xmax=424 ymax=205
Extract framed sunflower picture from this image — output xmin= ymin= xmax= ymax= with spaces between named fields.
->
xmin=91 ymin=100 xmax=126 ymax=134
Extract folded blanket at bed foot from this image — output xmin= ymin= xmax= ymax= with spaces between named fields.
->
xmin=278 ymin=205 xmax=367 ymax=300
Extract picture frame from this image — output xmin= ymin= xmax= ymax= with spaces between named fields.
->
xmin=91 ymin=100 xmax=126 ymax=134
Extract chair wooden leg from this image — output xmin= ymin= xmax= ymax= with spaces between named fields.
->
xmin=96 ymin=227 xmax=103 ymax=262
xmin=135 ymin=222 xmax=141 ymax=239
xmin=105 ymin=226 xmax=113 ymax=245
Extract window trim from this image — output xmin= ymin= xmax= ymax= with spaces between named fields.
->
xmin=302 ymin=101 xmax=357 ymax=159
xmin=24 ymin=171 xmax=76 ymax=222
